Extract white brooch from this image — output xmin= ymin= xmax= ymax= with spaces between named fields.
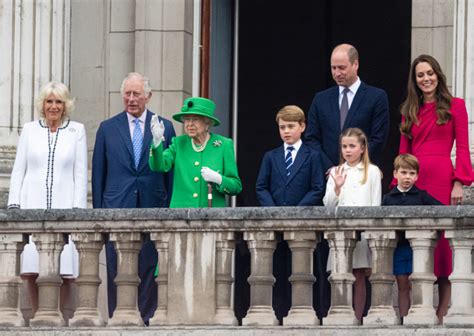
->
xmin=213 ymin=140 xmax=222 ymax=147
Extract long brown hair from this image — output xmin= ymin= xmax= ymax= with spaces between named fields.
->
xmin=339 ymin=128 xmax=371 ymax=184
xmin=400 ymin=55 xmax=453 ymax=138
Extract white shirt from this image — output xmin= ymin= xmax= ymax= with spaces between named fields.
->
xmin=323 ymin=161 xmax=381 ymax=207
xmin=339 ymin=77 xmax=361 ymax=110
xmin=284 ymin=139 xmax=302 ymax=162
xmin=126 ymin=109 xmax=147 ymax=138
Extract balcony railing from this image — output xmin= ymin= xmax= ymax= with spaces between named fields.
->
xmin=0 ymin=206 xmax=473 ymax=330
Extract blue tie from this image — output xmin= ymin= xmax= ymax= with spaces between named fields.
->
xmin=285 ymin=146 xmax=294 ymax=176
xmin=132 ymin=118 xmax=143 ymax=169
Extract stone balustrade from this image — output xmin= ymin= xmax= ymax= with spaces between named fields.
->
xmin=0 ymin=206 xmax=473 ymax=333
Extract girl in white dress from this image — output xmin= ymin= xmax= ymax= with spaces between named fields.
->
xmin=323 ymin=127 xmax=382 ymax=322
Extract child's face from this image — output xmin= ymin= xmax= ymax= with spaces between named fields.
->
xmin=394 ymin=167 xmax=418 ymax=190
xmin=278 ymin=119 xmax=305 ymax=145
xmin=341 ymin=136 xmax=364 ymax=166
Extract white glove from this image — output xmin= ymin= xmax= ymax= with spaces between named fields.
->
xmin=201 ymin=167 xmax=222 ymax=185
xmin=150 ymin=115 xmax=165 ymax=146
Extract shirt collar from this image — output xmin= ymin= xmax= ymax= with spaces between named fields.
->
xmin=343 ymin=161 xmax=364 ymax=170
xmin=284 ymin=139 xmax=302 ymax=152
xmin=126 ymin=109 xmax=147 ymax=123
xmin=339 ymin=77 xmax=361 ymax=95
xmin=397 ymin=185 xmax=415 ymax=193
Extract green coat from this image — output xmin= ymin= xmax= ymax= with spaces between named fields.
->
xmin=149 ymin=133 xmax=242 ymax=208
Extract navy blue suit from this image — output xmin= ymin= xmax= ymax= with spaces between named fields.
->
xmin=256 ymin=143 xmax=324 ymax=206
xmin=92 ymin=110 xmax=175 ymax=324
xmin=305 ymin=82 xmax=389 ymax=172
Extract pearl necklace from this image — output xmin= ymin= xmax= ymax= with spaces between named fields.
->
xmin=191 ymin=134 xmax=210 ymax=152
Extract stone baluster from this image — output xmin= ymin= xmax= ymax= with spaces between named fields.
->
xmin=324 ymin=230 xmax=358 ymax=325
xmin=149 ymin=232 xmax=171 ymax=325
xmin=404 ymin=230 xmax=438 ymax=326
xmin=29 ymin=233 xmax=67 ymax=327
xmin=444 ymin=230 xmax=474 ymax=326
xmin=364 ymin=230 xmax=399 ymax=325
xmin=242 ymin=231 xmax=278 ymax=326
xmin=214 ymin=232 xmax=237 ymax=325
xmin=0 ymin=233 xmax=26 ymax=327
xmin=69 ymin=233 xmax=105 ymax=327
xmin=107 ymin=232 xmax=143 ymax=327
xmin=283 ymin=231 xmax=319 ymax=325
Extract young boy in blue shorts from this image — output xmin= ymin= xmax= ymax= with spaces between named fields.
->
xmin=383 ymin=153 xmax=442 ymax=318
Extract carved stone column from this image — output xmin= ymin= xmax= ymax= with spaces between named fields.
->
xmin=214 ymin=232 xmax=237 ymax=325
xmin=404 ymin=230 xmax=438 ymax=326
xmin=107 ymin=232 xmax=143 ymax=327
xmin=0 ymin=233 xmax=26 ymax=327
xmin=283 ymin=231 xmax=319 ymax=326
xmin=29 ymin=233 xmax=66 ymax=327
xmin=364 ymin=230 xmax=399 ymax=325
xmin=444 ymin=230 xmax=474 ymax=326
xmin=149 ymin=232 xmax=171 ymax=326
xmin=69 ymin=232 xmax=105 ymax=327
xmin=242 ymin=231 xmax=278 ymax=326
xmin=324 ymin=230 xmax=358 ymax=326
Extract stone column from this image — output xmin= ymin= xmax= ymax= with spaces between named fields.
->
xmin=324 ymin=230 xmax=358 ymax=326
xmin=444 ymin=230 xmax=474 ymax=326
xmin=214 ymin=232 xmax=237 ymax=325
xmin=29 ymin=233 xmax=66 ymax=327
xmin=149 ymin=232 xmax=171 ymax=326
xmin=404 ymin=230 xmax=438 ymax=326
xmin=242 ymin=231 xmax=278 ymax=326
xmin=69 ymin=232 xmax=105 ymax=327
xmin=0 ymin=233 xmax=26 ymax=327
xmin=364 ymin=230 xmax=399 ymax=325
xmin=283 ymin=231 xmax=319 ymax=326
xmin=107 ymin=232 xmax=143 ymax=327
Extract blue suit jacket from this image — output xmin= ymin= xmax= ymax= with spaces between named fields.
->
xmin=305 ymin=82 xmax=389 ymax=172
xmin=92 ymin=110 xmax=176 ymax=208
xmin=256 ymin=143 xmax=324 ymax=206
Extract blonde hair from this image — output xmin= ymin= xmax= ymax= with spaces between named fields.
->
xmin=339 ymin=127 xmax=371 ymax=184
xmin=394 ymin=153 xmax=419 ymax=173
xmin=36 ymin=81 xmax=74 ymax=122
xmin=275 ymin=105 xmax=305 ymax=124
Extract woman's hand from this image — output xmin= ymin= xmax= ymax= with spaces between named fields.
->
xmin=451 ymin=181 xmax=464 ymax=205
xmin=150 ymin=115 xmax=165 ymax=146
xmin=201 ymin=167 xmax=222 ymax=185
xmin=330 ymin=165 xmax=347 ymax=196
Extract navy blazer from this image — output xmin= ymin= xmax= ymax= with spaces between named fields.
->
xmin=382 ymin=185 xmax=443 ymax=206
xmin=256 ymin=143 xmax=324 ymax=206
xmin=92 ymin=110 xmax=176 ymax=208
xmin=305 ymin=82 xmax=389 ymax=172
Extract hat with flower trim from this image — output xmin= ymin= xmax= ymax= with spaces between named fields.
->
xmin=173 ymin=97 xmax=220 ymax=126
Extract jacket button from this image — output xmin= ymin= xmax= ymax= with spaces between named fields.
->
xmin=193 ymin=193 xmax=198 ymax=198
xmin=194 ymin=177 xmax=199 ymax=182
xmin=195 ymin=161 xmax=200 ymax=166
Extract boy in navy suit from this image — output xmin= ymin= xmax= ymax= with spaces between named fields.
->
xmin=255 ymin=105 xmax=324 ymax=322
xmin=383 ymin=153 xmax=442 ymax=318
xmin=256 ymin=105 xmax=324 ymax=206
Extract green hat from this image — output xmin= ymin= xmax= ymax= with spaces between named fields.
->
xmin=173 ymin=97 xmax=220 ymax=126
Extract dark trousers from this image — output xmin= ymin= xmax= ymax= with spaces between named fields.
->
xmin=106 ymin=236 xmax=157 ymax=325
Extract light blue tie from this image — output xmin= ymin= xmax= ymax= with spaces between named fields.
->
xmin=285 ymin=146 xmax=294 ymax=176
xmin=132 ymin=118 xmax=143 ymax=169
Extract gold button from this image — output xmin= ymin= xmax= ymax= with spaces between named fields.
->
xmin=193 ymin=193 xmax=198 ymax=198
xmin=194 ymin=177 xmax=199 ymax=182
xmin=194 ymin=161 xmax=200 ymax=166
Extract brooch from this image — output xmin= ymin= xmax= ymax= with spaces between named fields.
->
xmin=213 ymin=140 xmax=222 ymax=147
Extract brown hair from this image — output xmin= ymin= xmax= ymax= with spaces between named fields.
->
xmin=275 ymin=105 xmax=305 ymax=124
xmin=339 ymin=127 xmax=371 ymax=184
xmin=400 ymin=55 xmax=453 ymax=138
xmin=393 ymin=153 xmax=419 ymax=173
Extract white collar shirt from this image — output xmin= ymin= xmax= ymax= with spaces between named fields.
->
xmin=338 ymin=77 xmax=361 ymax=110
xmin=126 ymin=109 xmax=147 ymax=138
xmin=284 ymin=139 xmax=302 ymax=162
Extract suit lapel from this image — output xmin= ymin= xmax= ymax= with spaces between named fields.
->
xmin=286 ymin=144 xmax=308 ymax=184
xmin=330 ymin=87 xmax=342 ymax=132
xmin=138 ymin=110 xmax=153 ymax=171
xmin=115 ymin=112 xmax=135 ymax=162
xmin=344 ymin=82 xmax=366 ymax=128
xmin=273 ymin=146 xmax=287 ymax=180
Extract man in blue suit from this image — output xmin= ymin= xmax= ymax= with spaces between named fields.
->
xmin=92 ymin=72 xmax=175 ymax=324
xmin=305 ymin=44 xmax=389 ymax=320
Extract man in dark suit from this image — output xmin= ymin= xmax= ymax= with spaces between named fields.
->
xmin=92 ymin=72 xmax=175 ymax=324
xmin=305 ymin=44 xmax=389 ymax=319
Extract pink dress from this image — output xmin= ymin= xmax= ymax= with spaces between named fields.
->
xmin=398 ymin=97 xmax=474 ymax=277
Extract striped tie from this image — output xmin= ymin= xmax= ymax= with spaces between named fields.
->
xmin=132 ymin=118 xmax=143 ymax=169
xmin=285 ymin=146 xmax=294 ymax=176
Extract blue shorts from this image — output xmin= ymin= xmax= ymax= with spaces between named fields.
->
xmin=393 ymin=243 xmax=413 ymax=276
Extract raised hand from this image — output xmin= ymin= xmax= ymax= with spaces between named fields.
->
xmin=330 ymin=165 xmax=347 ymax=196
xmin=150 ymin=115 xmax=165 ymax=146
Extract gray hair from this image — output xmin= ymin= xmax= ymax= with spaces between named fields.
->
xmin=120 ymin=72 xmax=152 ymax=95
xmin=36 ymin=81 xmax=75 ymax=122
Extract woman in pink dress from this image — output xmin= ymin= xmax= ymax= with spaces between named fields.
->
xmin=397 ymin=54 xmax=474 ymax=322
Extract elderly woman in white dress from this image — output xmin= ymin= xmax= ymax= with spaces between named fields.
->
xmin=7 ymin=81 xmax=87 ymax=317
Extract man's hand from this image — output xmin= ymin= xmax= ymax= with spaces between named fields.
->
xmin=151 ymin=115 xmax=165 ymax=146
xmin=201 ymin=167 xmax=222 ymax=185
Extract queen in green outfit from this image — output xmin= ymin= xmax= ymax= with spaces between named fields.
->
xmin=149 ymin=97 xmax=242 ymax=208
